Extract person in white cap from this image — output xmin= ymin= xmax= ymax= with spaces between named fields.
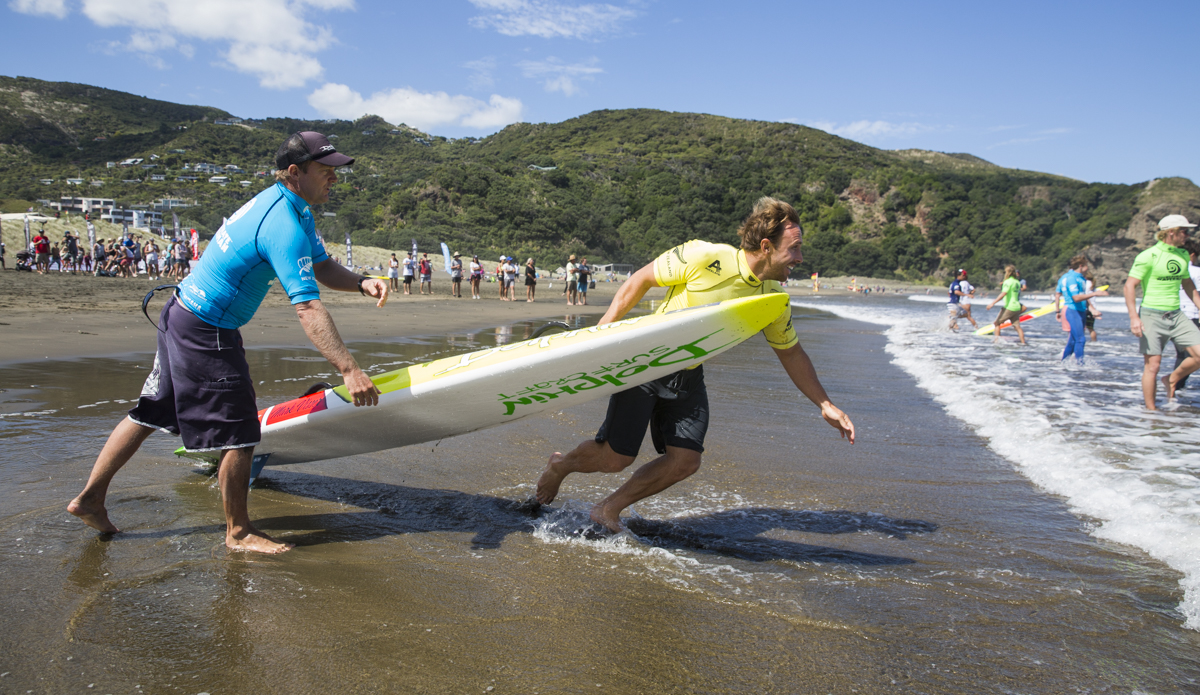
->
xmin=1124 ymin=213 xmax=1200 ymax=409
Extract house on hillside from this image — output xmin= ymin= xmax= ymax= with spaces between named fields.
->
xmin=193 ymin=163 xmax=222 ymax=174
xmin=150 ymin=174 xmax=166 ymax=181
xmin=66 ymin=178 xmax=84 ymax=185
xmin=213 ymin=118 xmax=243 ymax=126
xmin=39 ymin=179 xmax=53 ymax=185
xmin=209 ymin=176 xmax=230 ymax=184
xmin=224 ymin=164 xmax=244 ymax=174
xmin=118 ymin=158 xmax=144 ymax=167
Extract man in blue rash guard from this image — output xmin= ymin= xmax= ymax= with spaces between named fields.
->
xmin=1055 ymin=255 xmax=1108 ymax=362
xmin=69 ymin=132 xmax=389 ymax=555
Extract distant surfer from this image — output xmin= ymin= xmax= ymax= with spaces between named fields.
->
xmin=535 ymin=197 xmax=856 ymax=532
xmin=947 ymin=269 xmax=974 ymax=330
xmin=68 ymin=132 xmax=389 ymax=554
xmin=985 ymin=265 xmax=1028 ymax=345
xmin=1124 ymin=214 xmax=1200 ymax=409
xmin=1054 ymin=255 xmax=1108 ymax=362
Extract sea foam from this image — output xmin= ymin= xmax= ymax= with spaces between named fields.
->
xmin=793 ymin=298 xmax=1200 ymax=630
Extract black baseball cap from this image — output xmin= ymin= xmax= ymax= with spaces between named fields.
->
xmin=275 ymin=131 xmax=355 ymax=170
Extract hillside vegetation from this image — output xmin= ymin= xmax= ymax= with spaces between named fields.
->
xmin=2 ymin=76 xmax=1197 ymax=289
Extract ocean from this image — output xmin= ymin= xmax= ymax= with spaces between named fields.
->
xmin=1 ymin=299 xmax=1198 ymax=693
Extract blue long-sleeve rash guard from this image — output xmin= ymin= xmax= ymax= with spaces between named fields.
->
xmin=179 ymin=183 xmax=328 ymax=329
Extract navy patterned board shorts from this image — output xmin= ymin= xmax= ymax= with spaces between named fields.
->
xmin=127 ymin=296 xmax=261 ymax=452
xmin=595 ymin=366 xmax=709 ymax=457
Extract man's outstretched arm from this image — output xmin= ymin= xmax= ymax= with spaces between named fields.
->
xmin=773 ymin=343 xmax=855 ymax=443
xmin=294 ymin=299 xmax=380 ymax=407
xmin=313 ymin=258 xmax=389 ymax=307
xmin=598 ymin=264 xmax=661 ymax=325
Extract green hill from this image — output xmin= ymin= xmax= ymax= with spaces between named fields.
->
xmin=2 ymin=76 xmax=1197 ymax=288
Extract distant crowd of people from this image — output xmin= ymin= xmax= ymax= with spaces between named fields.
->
xmin=946 ymin=214 xmax=1200 ymax=410
xmin=373 ymin=250 xmax=606 ymax=304
xmin=6 ymin=228 xmax=195 ymax=280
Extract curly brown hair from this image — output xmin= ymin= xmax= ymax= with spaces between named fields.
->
xmin=737 ymin=197 xmax=800 ymax=251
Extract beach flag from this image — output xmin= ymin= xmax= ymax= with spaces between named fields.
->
xmin=345 ymin=231 xmax=353 ymax=269
xmin=440 ymin=242 xmax=452 ymax=275
xmin=190 ymin=228 xmax=199 ymax=260
xmin=411 ymin=238 xmax=418 ymax=260
xmin=23 ymin=215 xmax=30 ymax=251
xmin=86 ymin=220 xmax=95 ymax=248
xmin=172 ymin=212 xmax=180 ymax=239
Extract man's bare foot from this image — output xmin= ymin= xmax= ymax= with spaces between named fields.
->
xmin=68 ymin=498 xmax=119 ymax=534
xmin=1162 ymin=374 xmax=1177 ymax=400
xmin=226 ymin=527 xmax=294 ymax=554
xmin=589 ymin=501 xmax=626 ymax=533
xmin=535 ymin=452 xmax=569 ymax=505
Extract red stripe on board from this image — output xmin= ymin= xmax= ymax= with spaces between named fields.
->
xmin=265 ymin=392 xmax=328 ymax=426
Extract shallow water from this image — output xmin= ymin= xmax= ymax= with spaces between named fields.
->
xmin=2 ymin=305 xmax=1199 ymax=693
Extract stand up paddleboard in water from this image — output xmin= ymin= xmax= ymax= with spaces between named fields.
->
xmin=975 ymin=285 xmax=1109 ymax=336
xmin=177 ymin=293 xmax=789 ymax=473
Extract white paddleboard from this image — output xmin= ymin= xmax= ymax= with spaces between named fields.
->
xmin=178 ymin=293 xmax=789 ymax=467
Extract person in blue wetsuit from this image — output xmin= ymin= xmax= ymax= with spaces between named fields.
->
xmin=69 ymin=132 xmax=390 ymax=555
xmin=1055 ymin=255 xmax=1108 ymax=361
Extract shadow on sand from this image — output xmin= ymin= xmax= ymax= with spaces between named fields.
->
xmin=237 ymin=470 xmax=937 ymax=567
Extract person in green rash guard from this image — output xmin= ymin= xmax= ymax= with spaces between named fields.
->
xmin=986 ymin=265 xmax=1028 ymax=345
xmin=1124 ymin=214 xmax=1200 ymax=410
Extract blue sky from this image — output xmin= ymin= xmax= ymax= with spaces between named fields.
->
xmin=4 ymin=0 xmax=1197 ymax=185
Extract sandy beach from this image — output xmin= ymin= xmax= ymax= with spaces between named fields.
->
xmin=3 ymin=267 xmax=1197 ymax=694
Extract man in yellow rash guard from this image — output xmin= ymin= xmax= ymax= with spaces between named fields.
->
xmin=1125 ymin=214 xmax=1200 ymax=409
xmin=535 ymin=197 xmax=856 ymax=532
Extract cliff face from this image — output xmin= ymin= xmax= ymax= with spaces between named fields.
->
xmin=1085 ymin=178 xmax=1200 ymax=287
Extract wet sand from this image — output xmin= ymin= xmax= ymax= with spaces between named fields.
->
xmin=2 ymin=271 xmax=1198 ymax=693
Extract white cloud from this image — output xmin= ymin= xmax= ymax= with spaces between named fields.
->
xmin=805 ymin=119 xmax=935 ymax=140
xmin=307 ymin=83 xmax=524 ymax=132
xmin=518 ymin=57 xmax=602 ymax=96
xmin=14 ymin=0 xmax=353 ymax=89
xmin=468 ymin=0 xmax=636 ymax=39
xmin=8 ymin=0 xmax=67 ymax=18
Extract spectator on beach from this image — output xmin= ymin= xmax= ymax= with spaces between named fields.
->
xmin=0 ymin=239 xmax=5 ymax=270
xmin=502 ymin=256 xmax=518 ymax=300
xmin=565 ymin=254 xmax=578 ymax=305
xmin=33 ymin=230 xmax=50 ymax=274
xmin=495 ymin=257 xmax=506 ymax=299
xmin=470 ymin=255 xmax=482 ymax=299
xmin=1126 ymin=214 xmax=1200 ymax=408
xmin=534 ymin=197 xmax=855 ymax=532
xmin=525 ymin=257 xmax=537 ymax=301
xmin=63 ymin=232 xmax=80 ymax=274
xmin=68 ymin=130 xmax=386 ymax=555
xmin=387 ymin=253 xmax=400 ymax=291
xmin=450 ymin=252 xmax=463 ymax=297
xmin=1172 ymin=238 xmax=1200 ymax=391
xmin=1054 ymin=255 xmax=1108 ymax=362
xmin=419 ymin=252 xmax=433 ymax=294
xmin=986 ymin=265 xmax=1028 ymax=345
xmin=576 ymin=258 xmax=590 ymax=305
xmin=50 ymin=241 xmax=62 ymax=272
xmin=402 ymin=251 xmax=415 ymax=294
xmin=144 ymin=241 xmax=160 ymax=280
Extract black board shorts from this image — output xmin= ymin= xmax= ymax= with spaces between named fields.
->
xmin=127 ymin=296 xmax=261 ymax=452
xmin=595 ymin=366 xmax=708 ymax=457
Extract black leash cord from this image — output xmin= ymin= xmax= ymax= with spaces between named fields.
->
xmin=141 ymin=284 xmax=180 ymax=331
